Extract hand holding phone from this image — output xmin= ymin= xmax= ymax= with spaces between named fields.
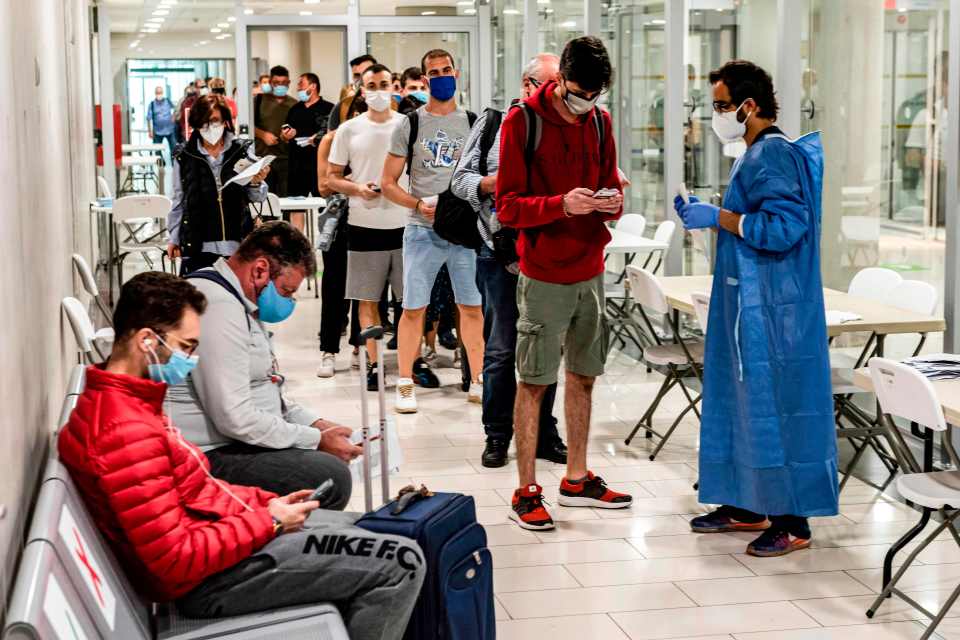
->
xmin=307 ymin=479 xmax=335 ymax=505
xmin=593 ymin=188 xmax=619 ymax=199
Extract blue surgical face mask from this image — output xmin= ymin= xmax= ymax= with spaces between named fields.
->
xmin=261 ymin=82 xmax=272 ymax=94
xmin=257 ymin=280 xmax=296 ymax=323
xmin=410 ymin=91 xmax=429 ymax=104
xmin=297 ymin=89 xmax=310 ymax=102
xmin=273 ymin=85 xmax=289 ymax=98
xmin=146 ymin=335 xmax=199 ymax=386
xmin=428 ymin=75 xmax=457 ymax=102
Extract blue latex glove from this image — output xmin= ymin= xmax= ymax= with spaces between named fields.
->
xmin=679 ymin=202 xmax=720 ymax=230
xmin=672 ymin=194 xmax=700 ymax=214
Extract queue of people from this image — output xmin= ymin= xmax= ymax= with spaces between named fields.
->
xmin=58 ymin=32 xmax=837 ymax=640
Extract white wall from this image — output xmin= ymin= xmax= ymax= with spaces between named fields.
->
xmin=0 ymin=0 xmax=95 ymax=607
xmin=250 ymin=29 xmax=346 ymax=104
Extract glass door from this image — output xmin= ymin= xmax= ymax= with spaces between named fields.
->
xmin=359 ymin=18 xmax=480 ymax=113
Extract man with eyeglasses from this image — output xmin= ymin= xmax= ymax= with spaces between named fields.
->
xmin=167 ymin=222 xmax=361 ymax=500
xmin=677 ymin=60 xmax=835 ymax=557
xmin=497 ymin=36 xmax=633 ymax=531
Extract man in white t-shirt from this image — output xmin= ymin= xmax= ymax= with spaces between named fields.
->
xmin=328 ymin=64 xmax=408 ymax=390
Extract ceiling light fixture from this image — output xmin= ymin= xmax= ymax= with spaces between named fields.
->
xmin=650 ymin=18 xmax=665 ymax=24
xmin=464 ymin=8 xmax=477 ymax=14
xmin=456 ymin=1 xmax=473 ymax=5
xmin=227 ymin=16 xmax=236 ymax=22
xmin=210 ymin=27 xmax=222 ymax=33
xmin=217 ymin=22 xmax=229 ymax=27
xmin=305 ymin=0 xmax=321 ymax=3
xmin=421 ymin=10 xmax=436 ymax=14
xmin=243 ymin=8 xmax=254 ymax=15
xmin=152 ymin=9 xmax=169 ymax=16
xmin=299 ymin=10 xmax=312 ymax=15
xmin=147 ymin=17 xmax=164 ymax=23
xmin=560 ymin=20 xmax=576 ymax=27
xmin=503 ymin=8 xmax=520 ymax=14
xmin=199 ymin=40 xmax=209 ymax=45
xmin=215 ymin=34 xmax=228 ymax=39
xmin=144 ymin=28 xmax=159 ymax=33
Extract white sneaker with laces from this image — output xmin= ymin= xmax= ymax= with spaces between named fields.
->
xmin=317 ymin=352 xmax=336 ymax=378
xmin=395 ymin=378 xmax=418 ymax=414
xmin=351 ymin=349 xmax=360 ymax=370
xmin=468 ymin=381 xmax=482 ymax=404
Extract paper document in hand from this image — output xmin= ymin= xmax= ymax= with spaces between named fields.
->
xmin=295 ymin=136 xmax=313 ymax=147
xmin=221 ymin=155 xmax=275 ymax=190
xmin=690 ymin=229 xmax=709 ymax=254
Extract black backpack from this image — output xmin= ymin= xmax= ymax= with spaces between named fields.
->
xmin=402 ymin=108 xmax=483 ymax=248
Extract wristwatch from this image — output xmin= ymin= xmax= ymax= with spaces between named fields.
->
xmin=271 ymin=517 xmax=283 ymax=536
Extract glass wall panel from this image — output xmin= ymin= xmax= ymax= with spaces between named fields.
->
xmin=366 ymin=31 xmax=473 ymax=107
xmin=604 ymin=1 xmax=665 ymax=232
xmin=539 ymin=0 xmax=585 ymax=53
xmin=491 ymin=0 xmax=523 ymax=110
xmin=361 ymin=0 xmax=474 ymax=16
xmin=802 ymin=0 xmax=948 ymax=329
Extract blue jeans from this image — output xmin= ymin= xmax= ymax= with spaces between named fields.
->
xmin=402 ymin=225 xmax=481 ymax=309
xmin=153 ymin=132 xmax=176 ymax=155
xmin=476 ymin=246 xmax=560 ymax=444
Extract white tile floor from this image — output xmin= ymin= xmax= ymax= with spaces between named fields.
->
xmin=267 ymin=291 xmax=957 ymax=640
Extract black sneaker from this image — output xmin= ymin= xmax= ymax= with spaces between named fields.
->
xmin=439 ymin=330 xmax=458 ymax=351
xmin=387 ymin=334 xmax=398 ymax=350
xmin=412 ymin=358 xmax=440 ymax=388
xmin=558 ymin=472 xmax=632 ymax=509
xmin=481 ymin=438 xmax=509 ymax=468
xmin=366 ymin=365 xmax=383 ymax=392
xmin=536 ymin=438 xmax=568 ymax=464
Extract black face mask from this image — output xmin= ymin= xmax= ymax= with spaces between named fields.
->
xmin=212 ymin=87 xmax=226 ymax=95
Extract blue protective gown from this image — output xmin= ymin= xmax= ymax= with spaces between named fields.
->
xmin=698 ymin=129 xmax=839 ymax=518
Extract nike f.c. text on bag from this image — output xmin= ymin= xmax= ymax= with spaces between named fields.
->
xmin=355 ymin=325 xmax=495 ymax=640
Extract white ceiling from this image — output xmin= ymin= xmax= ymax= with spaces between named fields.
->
xmin=102 ymin=0 xmax=477 ymax=34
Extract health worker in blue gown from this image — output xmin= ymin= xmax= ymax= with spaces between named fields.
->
xmin=674 ymin=60 xmax=838 ymax=558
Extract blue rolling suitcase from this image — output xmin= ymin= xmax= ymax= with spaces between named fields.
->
xmin=354 ymin=327 xmax=496 ymax=640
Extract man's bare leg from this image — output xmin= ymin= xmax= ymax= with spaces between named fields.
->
xmin=289 ymin=211 xmax=305 ymax=233
xmin=564 ymin=370 xmax=595 ymax=481
xmin=358 ymin=301 xmax=381 ymax=362
xmin=398 ymin=306 xmax=426 ymax=379
xmin=515 ymin=382 xmax=548 ymax=487
xmin=457 ymin=304 xmax=484 ymax=383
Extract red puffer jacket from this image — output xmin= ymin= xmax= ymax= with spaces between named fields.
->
xmin=58 ymin=366 xmax=278 ymax=601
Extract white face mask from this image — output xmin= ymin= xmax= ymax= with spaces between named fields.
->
xmin=200 ymin=122 xmax=225 ymax=145
xmin=563 ymin=85 xmax=599 ymax=116
xmin=711 ymin=101 xmax=753 ymax=143
xmin=365 ymin=90 xmax=393 ymax=113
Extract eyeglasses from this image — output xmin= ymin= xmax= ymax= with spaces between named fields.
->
xmin=712 ymin=100 xmax=737 ymax=112
xmin=564 ymin=82 xmax=604 ymax=102
xmin=153 ymin=329 xmax=200 ymax=356
xmin=528 ymin=77 xmax=542 ymax=89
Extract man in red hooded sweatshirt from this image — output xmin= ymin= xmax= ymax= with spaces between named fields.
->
xmin=497 ymin=36 xmax=634 ymax=531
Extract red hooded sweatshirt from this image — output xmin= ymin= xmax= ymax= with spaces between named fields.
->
xmin=496 ymin=81 xmax=622 ymax=284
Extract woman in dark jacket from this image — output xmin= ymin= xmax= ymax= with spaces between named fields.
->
xmin=167 ymin=94 xmax=270 ymax=275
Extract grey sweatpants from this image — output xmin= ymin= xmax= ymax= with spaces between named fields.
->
xmin=177 ymin=510 xmax=425 ymax=640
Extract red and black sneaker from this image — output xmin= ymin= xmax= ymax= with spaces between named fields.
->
xmin=558 ymin=472 xmax=633 ymax=509
xmin=509 ymin=484 xmax=555 ymax=531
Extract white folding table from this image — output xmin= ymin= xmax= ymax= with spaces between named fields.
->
xmin=279 ymin=196 xmax=327 ymax=298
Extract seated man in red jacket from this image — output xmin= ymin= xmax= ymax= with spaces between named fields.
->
xmin=58 ymin=271 xmax=423 ymax=640
xmin=497 ymin=36 xmax=634 ymax=531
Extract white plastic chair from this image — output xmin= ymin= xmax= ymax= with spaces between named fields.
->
xmin=691 ymin=292 xmax=710 ymax=334
xmin=645 ymin=220 xmax=677 ymax=274
xmin=616 ymin=213 xmax=646 ymax=238
xmin=96 ymin=175 xmax=112 ymax=200
xmin=865 ymin=357 xmax=960 ymax=639
xmin=840 ymin=215 xmax=880 ymax=266
xmin=62 ymin=297 xmax=105 ymax=364
xmin=112 ymin=195 xmax=173 ymax=288
xmin=250 ymin=192 xmax=283 ymax=222
xmin=624 ymin=265 xmax=704 ymax=460
xmin=848 ymin=267 xmax=903 ymax=302
xmin=71 ymin=254 xmax=115 ymax=355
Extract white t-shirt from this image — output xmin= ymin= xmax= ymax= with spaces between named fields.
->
xmin=329 ymin=111 xmax=409 ymax=230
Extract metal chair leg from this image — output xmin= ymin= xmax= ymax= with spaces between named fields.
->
xmin=920 ymin=579 xmax=960 ymax=640
xmin=877 ymin=507 xmax=932 ymax=597
xmin=625 ymin=373 xmax=677 ymax=445
xmin=649 ymin=392 xmax=701 ymax=461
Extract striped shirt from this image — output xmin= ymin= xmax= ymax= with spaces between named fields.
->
xmin=451 ymin=109 xmax=502 ymax=250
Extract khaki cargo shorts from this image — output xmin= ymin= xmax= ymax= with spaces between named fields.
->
xmin=515 ymin=273 xmax=608 ymax=385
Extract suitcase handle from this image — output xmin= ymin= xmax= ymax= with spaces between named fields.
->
xmin=360 ymin=325 xmax=389 ymax=512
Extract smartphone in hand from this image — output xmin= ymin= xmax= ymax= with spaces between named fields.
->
xmin=307 ymin=479 xmax=335 ymax=505
xmin=593 ymin=188 xmax=619 ymax=199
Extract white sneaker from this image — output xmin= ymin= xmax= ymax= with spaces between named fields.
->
xmin=351 ymin=349 xmax=360 ymax=370
xmin=395 ymin=378 xmax=418 ymax=414
xmin=468 ymin=381 xmax=482 ymax=404
xmin=317 ymin=352 xmax=336 ymax=378
xmin=422 ymin=346 xmax=438 ymax=365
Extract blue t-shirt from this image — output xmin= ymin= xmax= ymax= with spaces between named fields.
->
xmin=147 ymin=98 xmax=175 ymax=136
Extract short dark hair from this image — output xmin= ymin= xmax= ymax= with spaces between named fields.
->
xmin=401 ymin=67 xmax=423 ymax=86
xmin=301 ymin=72 xmax=320 ymax=89
xmin=350 ymin=54 xmax=377 ymax=68
xmin=113 ymin=272 xmax=206 ymax=344
xmin=188 ymin=94 xmax=234 ymax=132
xmin=269 ymin=65 xmax=290 ymax=79
xmin=708 ymin=60 xmax=779 ymax=120
xmin=560 ymin=36 xmax=613 ymax=93
xmin=234 ymin=221 xmax=317 ymax=277
xmin=362 ymin=63 xmax=392 ymax=81
xmin=421 ymin=49 xmax=455 ymax=74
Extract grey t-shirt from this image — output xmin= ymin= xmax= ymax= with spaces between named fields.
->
xmin=389 ymin=105 xmax=472 ymax=227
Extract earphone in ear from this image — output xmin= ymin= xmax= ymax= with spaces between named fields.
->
xmin=144 ymin=338 xmax=154 ymax=346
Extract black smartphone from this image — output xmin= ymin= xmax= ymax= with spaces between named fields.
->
xmin=308 ymin=479 xmax=335 ymax=504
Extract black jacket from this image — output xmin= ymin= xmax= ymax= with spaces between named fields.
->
xmin=173 ymin=133 xmax=255 ymax=257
